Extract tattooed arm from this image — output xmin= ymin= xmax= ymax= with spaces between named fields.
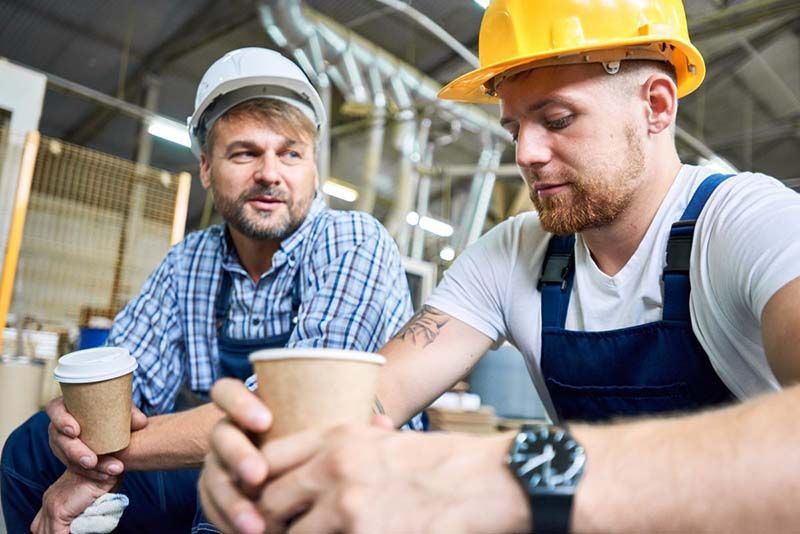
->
xmin=376 ymin=305 xmax=494 ymax=426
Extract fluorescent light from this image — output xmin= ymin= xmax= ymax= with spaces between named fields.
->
xmin=406 ymin=211 xmax=454 ymax=237
xmin=322 ymin=180 xmax=359 ymax=202
xmin=473 ymin=0 xmax=490 ymax=8
xmin=419 ymin=215 xmax=454 ymax=237
xmin=148 ymin=117 xmax=191 ymax=148
xmin=440 ymin=246 xmax=455 ymax=262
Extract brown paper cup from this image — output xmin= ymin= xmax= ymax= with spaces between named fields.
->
xmin=60 ymin=372 xmax=133 ymax=454
xmin=250 ymin=349 xmax=384 ymax=440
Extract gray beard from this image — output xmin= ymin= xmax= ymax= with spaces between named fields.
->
xmin=211 ymin=183 xmax=303 ymax=241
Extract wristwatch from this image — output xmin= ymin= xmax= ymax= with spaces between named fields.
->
xmin=506 ymin=424 xmax=586 ymax=534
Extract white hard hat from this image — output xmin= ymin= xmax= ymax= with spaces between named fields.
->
xmin=187 ymin=47 xmax=326 ymax=158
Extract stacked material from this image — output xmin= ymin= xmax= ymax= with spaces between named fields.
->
xmin=496 ymin=417 xmax=549 ymax=432
xmin=427 ymin=406 xmax=498 ymax=434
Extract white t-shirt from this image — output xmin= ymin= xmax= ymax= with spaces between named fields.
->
xmin=427 ymin=165 xmax=800 ymax=419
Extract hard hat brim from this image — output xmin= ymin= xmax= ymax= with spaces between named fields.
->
xmin=438 ymin=36 xmax=706 ymax=103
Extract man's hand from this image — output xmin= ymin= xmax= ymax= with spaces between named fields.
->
xmin=256 ymin=424 xmax=530 ymax=534
xmin=198 ymin=378 xmax=273 ymax=534
xmin=30 ymin=470 xmax=118 ymax=534
xmin=46 ymin=396 xmax=147 ymax=480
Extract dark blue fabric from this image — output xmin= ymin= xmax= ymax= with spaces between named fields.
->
xmin=214 ymin=266 xmax=301 ymax=381
xmin=540 ymin=235 xmax=577 ymax=329
xmin=187 ymin=268 xmax=301 ymax=532
xmin=1 ymin=411 xmax=199 ymax=533
xmin=539 ymin=174 xmax=736 ymax=423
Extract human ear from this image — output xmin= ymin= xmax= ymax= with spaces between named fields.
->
xmin=199 ymin=153 xmax=212 ymax=190
xmin=642 ymin=74 xmax=678 ymax=135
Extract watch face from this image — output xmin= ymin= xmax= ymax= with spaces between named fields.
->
xmin=509 ymin=426 xmax=585 ymax=490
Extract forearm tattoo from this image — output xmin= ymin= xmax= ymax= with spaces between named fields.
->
xmin=394 ymin=305 xmax=450 ymax=347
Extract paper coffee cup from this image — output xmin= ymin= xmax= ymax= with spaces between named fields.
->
xmin=249 ymin=348 xmax=385 ymax=440
xmin=54 ymin=347 xmax=137 ymax=454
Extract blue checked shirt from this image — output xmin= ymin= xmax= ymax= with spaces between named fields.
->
xmin=107 ymin=196 xmax=413 ymax=415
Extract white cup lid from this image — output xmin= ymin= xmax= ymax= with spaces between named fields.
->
xmin=249 ymin=348 xmax=385 ymax=365
xmin=54 ymin=347 xmax=138 ymax=384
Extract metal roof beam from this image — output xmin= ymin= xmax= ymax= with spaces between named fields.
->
xmin=8 ymin=1 xmax=147 ymax=63
xmin=690 ymin=0 xmax=800 ymax=39
xmin=703 ymin=15 xmax=800 ymax=90
xmin=64 ymin=0 xmax=251 ymax=147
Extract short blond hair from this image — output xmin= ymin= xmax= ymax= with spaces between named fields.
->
xmin=203 ymin=98 xmax=317 ymax=157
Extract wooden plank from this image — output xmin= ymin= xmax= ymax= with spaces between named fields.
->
xmin=0 ymin=131 xmax=41 ymax=354
xmin=170 ymin=172 xmax=191 ymax=245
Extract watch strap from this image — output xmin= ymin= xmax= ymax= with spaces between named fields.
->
xmin=532 ymin=490 xmax=574 ymax=534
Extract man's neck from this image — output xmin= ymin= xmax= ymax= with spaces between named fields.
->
xmin=227 ymin=227 xmax=280 ymax=282
xmin=580 ymin=156 xmax=682 ymax=277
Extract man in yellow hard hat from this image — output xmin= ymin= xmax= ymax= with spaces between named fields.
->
xmin=197 ymin=1 xmax=800 ymax=532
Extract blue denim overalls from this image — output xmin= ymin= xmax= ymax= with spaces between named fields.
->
xmin=539 ymin=174 xmax=736 ymax=422
xmin=215 ymin=266 xmax=301 ymax=381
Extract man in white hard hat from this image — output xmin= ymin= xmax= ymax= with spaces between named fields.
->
xmin=198 ymin=1 xmax=800 ymax=532
xmin=1 ymin=47 xmax=413 ymax=533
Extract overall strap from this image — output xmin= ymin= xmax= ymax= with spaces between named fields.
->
xmin=214 ymin=268 xmax=233 ymax=329
xmin=539 ymin=234 xmax=576 ymax=328
xmin=289 ymin=262 xmax=303 ymax=325
xmin=662 ymin=173 xmax=734 ymax=321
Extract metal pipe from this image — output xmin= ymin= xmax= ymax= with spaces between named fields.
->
xmin=263 ymin=3 xmax=370 ymax=105
xmin=388 ymin=115 xmax=419 ymax=251
xmin=317 ymin=77 xmax=332 ymax=183
xmin=371 ymin=0 xmax=479 ymax=68
xmin=675 ymin=125 xmax=732 ymax=161
xmin=410 ymin=118 xmax=434 ymax=258
xmin=739 ymin=38 xmax=800 ymax=113
xmin=4 ymin=58 xmax=168 ymax=124
xmin=455 ymin=136 xmax=503 ymax=252
xmin=418 ymin=163 xmax=522 ymax=178
xmin=464 ymin=142 xmax=504 ymax=248
xmin=259 ymin=2 xmax=510 ymax=140
xmin=384 ymin=70 xmax=418 ymax=242
xmin=357 ymin=66 xmax=388 ymax=213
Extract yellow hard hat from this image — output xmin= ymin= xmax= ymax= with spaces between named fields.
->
xmin=439 ymin=0 xmax=705 ymax=103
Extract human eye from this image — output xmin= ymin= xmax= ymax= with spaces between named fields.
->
xmin=230 ymin=150 xmax=256 ymax=161
xmin=546 ymin=115 xmax=574 ymax=130
xmin=281 ymin=149 xmax=303 ymax=162
xmin=504 ymin=127 xmax=519 ymax=144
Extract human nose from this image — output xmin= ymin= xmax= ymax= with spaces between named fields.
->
xmin=515 ymin=123 xmax=553 ymax=170
xmin=254 ymin=151 xmax=281 ymax=185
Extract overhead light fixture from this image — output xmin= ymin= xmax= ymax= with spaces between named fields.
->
xmin=420 ymin=216 xmax=454 ymax=237
xmin=148 ymin=117 xmax=192 ymax=148
xmin=406 ymin=211 xmax=420 ymax=226
xmin=440 ymin=246 xmax=455 ymax=262
xmin=406 ymin=211 xmax=454 ymax=237
xmin=322 ymin=179 xmax=359 ymax=202
xmin=473 ymin=0 xmax=490 ymax=8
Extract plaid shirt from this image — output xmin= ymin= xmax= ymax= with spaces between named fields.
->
xmin=107 ymin=196 xmax=413 ymax=415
